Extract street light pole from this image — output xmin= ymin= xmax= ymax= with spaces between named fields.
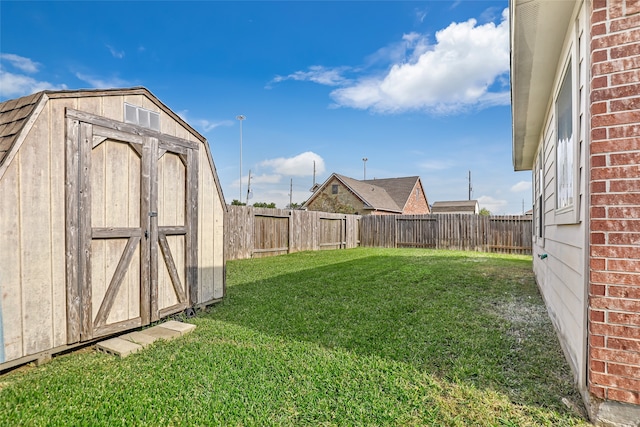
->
xmin=236 ymin=115 xmax=246 ymax=202
xmin=362 ymin=157 xmax=368 ymax=180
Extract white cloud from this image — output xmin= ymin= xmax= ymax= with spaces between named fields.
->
xmin=0 ymin=70 xmax=68 ymax=99
xmin=415 ymin=8 xmax=427 ymax=24
xmin=268 ymin=65 xmax=349 ymax=88
xmin=0 ymin=54 xmax=68 ymax=99
xmin=477 ymin=195 xmax=508 ymax=214
xmin=230 ymin=153 xmax=325 ymax=207
xmin=274 ymin=8 xmax=509 ymax=114
xmin=510 ymin=181 xmax=532 ymax=192
xmin=331 ymin=8 xmax=510 ymax=113
xmin=0 ymin=53 xmax=40 ymax=73
xmin=177 ymin=110 xmax=235 ymax=133
xmin=260 ymin=151 xmax=325 ymax=177
xmin=364 ymin=33 xmax=428 ymax=68
xmin=0 ymin=72 xmax=65 ymax=97
xmin=106 ymin=44 xmax=125 ymax=59
xmin=249 ymin=173 xmax=282 ymax=185
xmin=231 ymin=173 xmax=282 ymax=190
xmin=420 ymin=159 xmax=454 ymax=170
xmin=197 ymin=119 xmax=235 ymax=132
xmin=75 ymin=72 xmax=130 ymax=88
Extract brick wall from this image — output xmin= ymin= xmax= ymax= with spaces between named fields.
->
xmin=589 ymin=0 xmax=640 ymax=404
xmin=402 ymin=180 xmax=431 ymax=214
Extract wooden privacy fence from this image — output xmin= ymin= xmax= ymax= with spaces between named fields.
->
xmin=225 ymin=206 xmax=361 ymax=260
xmin=359 ymin=214 xmax=532 ymax=254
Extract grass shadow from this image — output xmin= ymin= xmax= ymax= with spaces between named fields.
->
xmin=0 ymin=248 xmax=588 ymax=425
xmin=206 ymin=248 xmax=584 ymax=416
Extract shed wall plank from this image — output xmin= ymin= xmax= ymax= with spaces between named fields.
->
xmin=213 ymin=192 xmax=225 ymax=300
xmin=160 ymin=111 xmax=176 ymax=137
xmin=0 ymin=160 xmax=23 ymax=361
xmin=198 ymin=148 xmax=215 ymax=303
xmin=19 ymin=105 xmax=53 ymax=355
xmin=49 ymin=99 xmax=73 ymax=348
xmin=101 ymin=95 xmax=123 ymax=122
xmin=65 ymin=118 xmax=81 ymax=344
xmin=123 ymin=95 xmax=145 ymax=111
xmin=77 ymin=97 xmax=101 ymax=116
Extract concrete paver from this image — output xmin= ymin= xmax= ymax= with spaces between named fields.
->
xmin=95 ymin=321 xmax=196 ymax=358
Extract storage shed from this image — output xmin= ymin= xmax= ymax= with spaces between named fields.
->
xmin=0 ymin=88 xmax=226 ymax=370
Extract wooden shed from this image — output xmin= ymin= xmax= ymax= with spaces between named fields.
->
xmin=0 ymin=88 xmax=226 ymax=370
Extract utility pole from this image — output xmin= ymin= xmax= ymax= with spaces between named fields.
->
xmin=362 ymin=157 xmax=368 ymax=180
xmin=289 ymin=178 xmax=293 ymax=209
xmin=313 ymin=160 xmax=316 ymax=188
xmin=468 ymin=170 xmax=472 ymax=200
xmin=236 ymin=115 xmax=246 ymax=202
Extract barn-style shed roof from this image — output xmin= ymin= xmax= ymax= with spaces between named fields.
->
xmin=0 ymin=87 xmax=207 ymax=171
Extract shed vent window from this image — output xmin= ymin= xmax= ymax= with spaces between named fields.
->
xmin=332 ymin=184 xmax=338 ymax=194
xmin=125 ymin=103 xmax=160 ymax=131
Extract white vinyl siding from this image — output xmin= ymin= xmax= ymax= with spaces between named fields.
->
xmin=531 ymin=0 xmax=588 ymax=391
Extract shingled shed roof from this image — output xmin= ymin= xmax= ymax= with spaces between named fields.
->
xmin=0 ymin=91 xmax=45 ymax=167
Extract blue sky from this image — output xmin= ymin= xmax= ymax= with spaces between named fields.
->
xmin=0 ymin=1 xmax=531 ymax=213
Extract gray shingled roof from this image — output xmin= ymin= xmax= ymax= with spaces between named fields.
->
xmin=0 ymin=91 xmax=44 ymax=167
xmin=335 ymin=174 xmax=402 ymax=212
xmin=431 ymin=200 xmax=478 ymax=213
xmin=361 ymin=176 xmax=420 ymax=211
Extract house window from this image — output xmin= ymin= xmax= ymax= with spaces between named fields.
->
xmin=331 ymin=184 xmax=338 ymax=194
xmin=556 ymin=62 xmax=573 ymax=211
xmin=124 ymin=103 xmax=160 ymax=131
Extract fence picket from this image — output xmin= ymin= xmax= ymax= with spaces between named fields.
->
xmin=225 ymin=207 xmax=532 ymax=261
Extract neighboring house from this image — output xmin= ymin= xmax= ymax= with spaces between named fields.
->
xmin=0 ymin=88 xmax=226 ymax=371
xmin=430 ymin=200 xmax=479 ymax=215
xmin=512 ymin=1 xmax=640 ymax=424
xmin=304 ymin=174 xmax=430 ymax=215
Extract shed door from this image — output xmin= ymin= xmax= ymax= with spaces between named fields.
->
xmin=65 ymin=112 xmax=197 ymax=343
xmin=152 ymin=141 xmax=194 ymax=321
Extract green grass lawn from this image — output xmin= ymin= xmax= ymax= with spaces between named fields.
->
xmin=0 ymin=248 xmax=590 ymax=426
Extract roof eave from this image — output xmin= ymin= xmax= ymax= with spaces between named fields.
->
xmin=511 ymin=0 xmax=576 ymax=171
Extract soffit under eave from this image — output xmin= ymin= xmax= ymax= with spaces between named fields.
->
xmin=511 ymin=0 xmax=576 ymax=171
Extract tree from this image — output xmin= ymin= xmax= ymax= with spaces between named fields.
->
xmin=253 ymin=202 xmax=276 ymax=208
xmin=479 ymin=208 xmax=491 ymax=216
xmin=230 ymin=199 xmax=246 ymax=206
xmin=287 ymin=202 xmax=303 ymax=209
